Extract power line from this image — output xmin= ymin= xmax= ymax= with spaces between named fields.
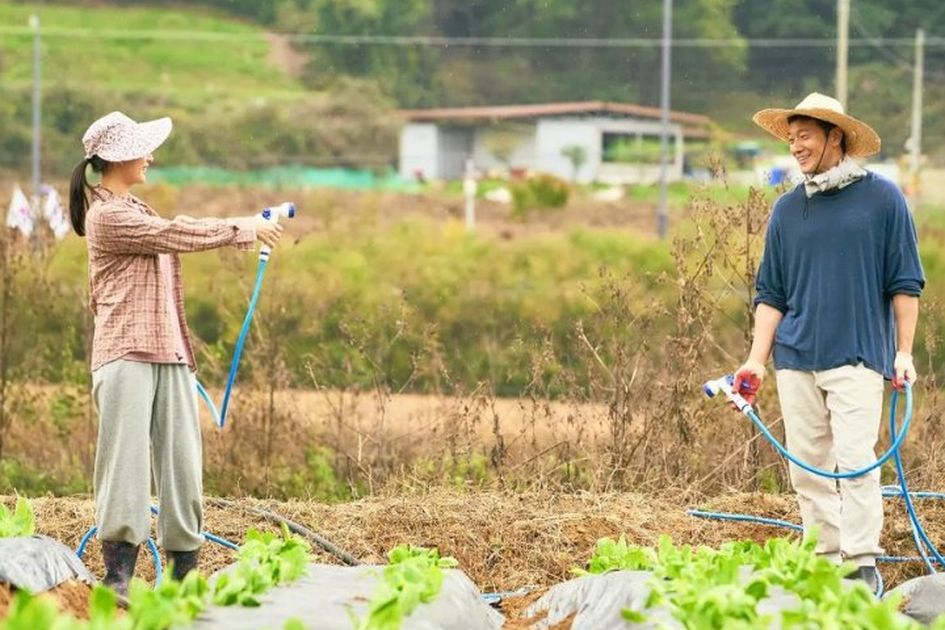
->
xmin=2 ymin=25 xmax=945 ymax=48
xmin=851 ymin=15 xmax=911 ymax=68
xmin=849 ymin=7 xmax=945 ymax=81
xmin=0 ymin=78 xmax=307 ymax=98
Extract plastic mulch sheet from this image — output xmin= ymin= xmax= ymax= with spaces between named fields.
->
xmin=886 ymin=573 xmax=945 ymax=625
xmin=188 ymin=563 xmax=504 ymax=630
xmin=522 ymin=571 xmax=681 ymax=630
xmin=520 ymin=569 xmax=919 ymax=629
xmin=0 ymin=535 xmax=95 ymax=593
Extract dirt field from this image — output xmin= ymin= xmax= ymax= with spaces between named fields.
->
xmin=2 ymin=384 xmax=618 ymax=501
xmin=202 ymin=385 xmax=611 ymax=455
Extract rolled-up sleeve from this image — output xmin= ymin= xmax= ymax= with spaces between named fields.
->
xmin=754 ymin=209 xmax=788 ymax=313
xmin=884 ymin=191 xmax=925 ymax=298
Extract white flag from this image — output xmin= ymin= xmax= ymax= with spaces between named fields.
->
xmin=42 ymin=188 xmax=70 ymax=240
xmin=43 ymin=187 xmax=60 ymax=221
xmin=6 ymin=185 xmax=33 ymax=236
xmin=50 ymin=215 xmax=71 ymax=240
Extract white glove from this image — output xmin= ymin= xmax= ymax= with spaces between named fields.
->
xmin=893 ymin=351 xmax=917 ymax=391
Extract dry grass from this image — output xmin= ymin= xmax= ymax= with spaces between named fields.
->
xmin=5 ymin=488 xmax=941 ymax=597
xmin=499 ymin=588 xmax=551 ymax=629
xmin=203 ymin=386 xmax=610 ymax=460
xmin=147 ymin=181 xmax=667 ymax=238
xmin=3 ymin=383 xmax=612 ymax=494
xmin=0 ymin=179 xmax=662 ymax=248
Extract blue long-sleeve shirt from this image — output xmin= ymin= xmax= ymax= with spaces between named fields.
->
xmin=754 ymin=172 xmax=925 ymax=379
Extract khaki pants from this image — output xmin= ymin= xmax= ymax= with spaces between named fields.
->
xmin=776 ymin=364 xmax=884 ymax=566
xmin=92 ymin=360 xmax=204 ymax=552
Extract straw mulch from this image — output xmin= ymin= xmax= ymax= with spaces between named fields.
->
xmin=2 ymin=489 xmax=944 ymax=621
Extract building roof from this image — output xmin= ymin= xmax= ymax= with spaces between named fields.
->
xmin=400 ymin=101 xmax=711 ymax=127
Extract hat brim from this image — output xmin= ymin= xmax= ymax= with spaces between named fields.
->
xmin=752 ymin=107 xmax=880 ymax=158
xmin=137 ymin=117 xmax=173 ymax=156
xmin=96 ymin=117 xmax=173 ymax=162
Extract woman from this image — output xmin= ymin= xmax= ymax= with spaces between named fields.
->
xmin=69 ymin=111 xmax=282 ymax=595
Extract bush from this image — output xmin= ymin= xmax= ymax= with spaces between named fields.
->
xmin=37 ymin=219 xmax=672 ymax=397
xmin=0 ymin=458 xmax=89 ymax=495
xmin=510 ymin=173 xmax=570 ymax=219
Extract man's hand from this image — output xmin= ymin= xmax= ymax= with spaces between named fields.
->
xmin=733 ymin=358 xmax=765 ymax=406
xmin=893 ymin=351 xmax=917 ymax=391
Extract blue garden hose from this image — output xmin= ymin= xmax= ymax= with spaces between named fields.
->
xmin=77 ymin=257 xmax=268 ymax=584
xmin=196 ymin=257 xmax=269 ymax=428
xmin=686 ymin=509 xmax=941 ymax=567
xmin=80 ymin=245 xmax=259 ymax=588
xmin=695 ymin=381 xmax=943 ymax=598
xmin=196 ymin=201 xmax=294 ymax=427
xmin=75 ymin=505 xmax=239 ymax=585
xmin=688 ymin=510 xmax=803 ymax=533
xmin=721 ymin=382 xmax=914 ymax=480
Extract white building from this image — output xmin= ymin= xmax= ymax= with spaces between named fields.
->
xmin=398 ymin=101 xmax=711 ymax=184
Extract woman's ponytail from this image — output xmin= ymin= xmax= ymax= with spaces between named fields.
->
xmin=69 ymin=155 xmax=106 ymax=237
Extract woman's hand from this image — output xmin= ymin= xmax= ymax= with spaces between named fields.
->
xmin=252 ymin=216 xmax=284 ymax=249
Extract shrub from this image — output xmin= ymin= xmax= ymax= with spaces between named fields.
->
xmin=510 ymin=173 xmax=570 ymax=218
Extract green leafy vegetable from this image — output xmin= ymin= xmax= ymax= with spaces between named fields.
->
xmin=0 ymin=496 xmax=35 ymax=538
xmin=353 ymin=545 xmax=458 ymax=630
xmin=573 ymin=534 xmax=934 ymax=629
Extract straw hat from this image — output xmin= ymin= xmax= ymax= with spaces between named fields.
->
xmin=82 ymin=111 xmax=172 ymax=162
xmin=752 ymin=92 xmax=880 ymax=158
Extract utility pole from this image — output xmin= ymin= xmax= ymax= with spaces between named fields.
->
xmin=463 ymin=158 xmax=476 ymax=232
xmin=657 ymin=0 xmax=673 ymax=239
xmin=910 ymin=28 xmax=924 ymax=209
xmin=836 ymin=0 xmax=850 ymax=107
xmin=30 ymin=14 xmax=42 ymax=215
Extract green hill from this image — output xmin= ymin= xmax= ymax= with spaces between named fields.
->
xmin=0 ymin=2 xmax=302 ymax=99
xmin=0 ymin=2 xmax=396 ymax=176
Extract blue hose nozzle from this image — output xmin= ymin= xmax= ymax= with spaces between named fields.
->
xmin=259 ymin=202 xmax=296 ymax=261
xmin=703 ymin=374 xmax=734 ymax=398
xmin=261 ymin=201 xmax=295 ymax=221
xmin=703 ymin=373 xmax=755 ymax=412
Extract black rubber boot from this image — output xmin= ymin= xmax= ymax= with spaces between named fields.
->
xmin=849 ymin=565 xmax=880 ymax=595
xmin=168 ymin=549 xmax=200 ymax=581
xmin=101 ymin=540 xmax=140 ymax=598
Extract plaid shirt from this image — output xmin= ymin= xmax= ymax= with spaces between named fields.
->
xmin=85 ymin=187 xmax=255 ymax=371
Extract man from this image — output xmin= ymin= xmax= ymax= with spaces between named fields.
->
xmin=734 ymin=92 xmax=924 ymax=591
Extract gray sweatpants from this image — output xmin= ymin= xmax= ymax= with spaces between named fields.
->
xmin=92 ymin=360 xmax=204 ymax=552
